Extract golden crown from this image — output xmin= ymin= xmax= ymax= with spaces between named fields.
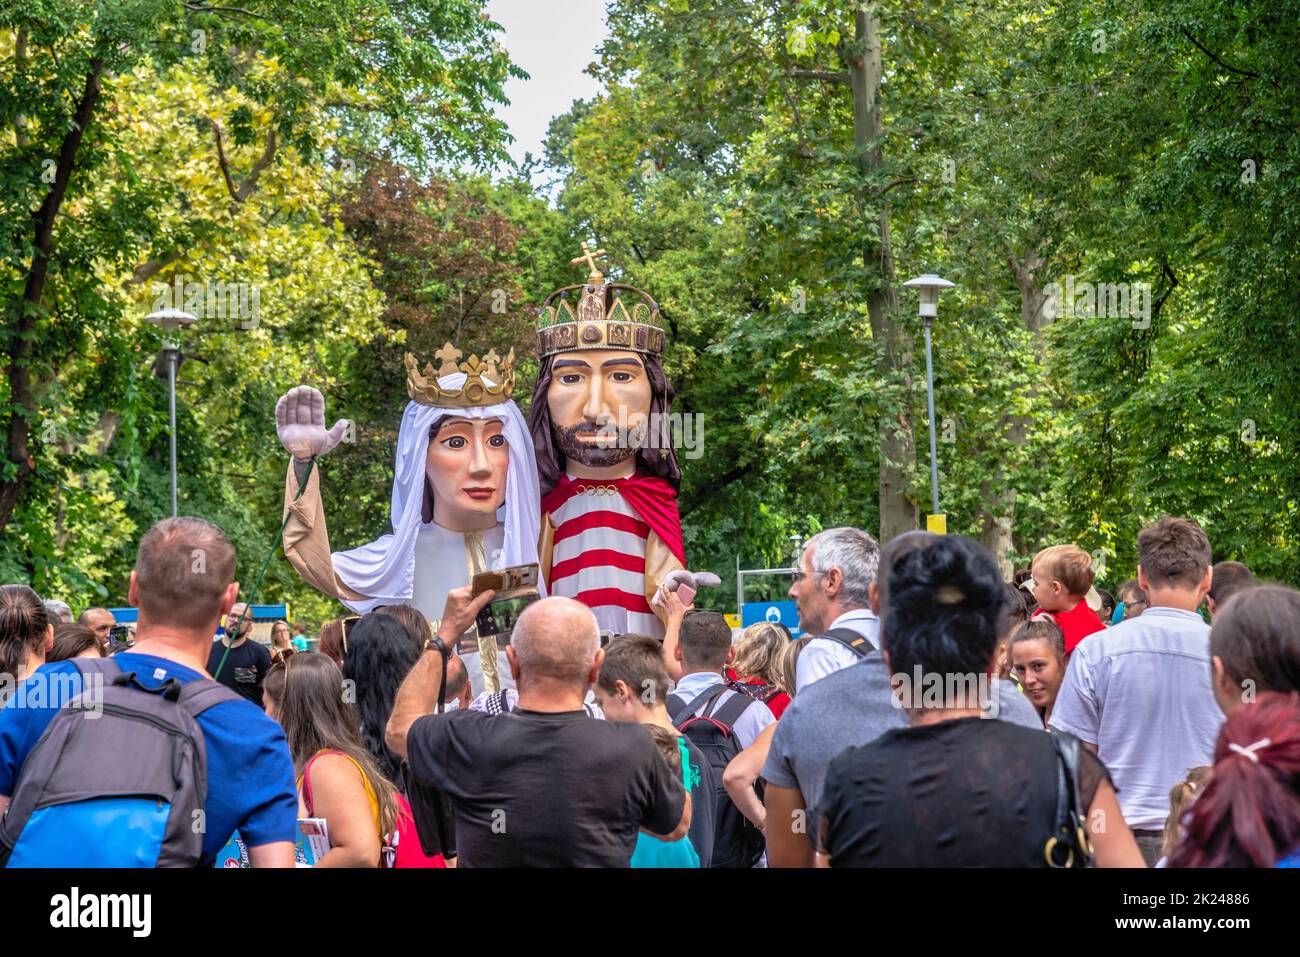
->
xmin=536 ymin=242 xmax=667 ymax=358
xmin=404 ymin=342 xmax=516 ymax=408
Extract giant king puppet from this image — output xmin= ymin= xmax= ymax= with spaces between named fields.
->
xmin=273 ymin=345 xmax=540 ymax=694
xmin=531 ymin=244 xmax=714 ymax=638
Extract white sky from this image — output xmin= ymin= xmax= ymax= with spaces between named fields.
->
xmin=485 ymin=0 xmax=610 ymax=170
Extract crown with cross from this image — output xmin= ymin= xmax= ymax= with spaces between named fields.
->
xmin=404 ymin=341 xmax=516 ymax=408
xmin=535 ymin=242 xmax=667 ymax=358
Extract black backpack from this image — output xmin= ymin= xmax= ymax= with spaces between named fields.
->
xmin=667 ymin=683 xmax=766 ymax=868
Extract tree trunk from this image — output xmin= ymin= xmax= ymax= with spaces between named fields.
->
xmin=849 ymin=9 xmax=917 ymax=541
xmin=0 ymin=58 xmax=105 ymax=536
xmin=979 ymin=247 xmax=1049 ymax=576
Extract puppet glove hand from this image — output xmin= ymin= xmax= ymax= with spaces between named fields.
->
xmin=275 ymin=386 xmax=350 ymax=462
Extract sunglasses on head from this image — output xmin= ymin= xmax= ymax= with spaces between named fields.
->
xmin=339 ymin=615 xmax=360 ymax=655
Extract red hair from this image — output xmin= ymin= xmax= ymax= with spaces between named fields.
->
xmin=1169 ymin=692 xmax=1300 ymax=867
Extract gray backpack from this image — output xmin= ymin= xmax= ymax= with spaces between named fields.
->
xmin=0 ymin=656 xmax=243 ymax=868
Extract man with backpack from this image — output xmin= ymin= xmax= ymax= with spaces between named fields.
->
xmin=787 ymin=526 xmax=881 ymax=691
xmin=0 ymin=518 xmax=298 ymax=867
xmin=666 ymin=609 xmax=774 ymax=867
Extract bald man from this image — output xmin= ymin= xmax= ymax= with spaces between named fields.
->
xmin=79 ymin=607 xmax=115 ymax=644
xmin=388 ymin=591 xmax=690 ymax=867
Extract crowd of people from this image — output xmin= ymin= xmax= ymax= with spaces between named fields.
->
xmin=0 ymin=513 xmax=1298 ymax=868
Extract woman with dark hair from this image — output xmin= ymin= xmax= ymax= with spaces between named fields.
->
xmin=0 ymin=585 xmax=52 ymax=697
xmin=343 ymin=613 xmax=420 ymax=785
xmin=1209 ymin=584 xmax=1300 ymax=718
xmin=1169 ymin=691 xmax=1300 ymax=867
xmin=816 ymin=535 xmax=1144 ymax=867
xmin=48 ymin=623 xmax=104 ymax=662
xmin=264 ymin=652 xmax=399 ymax=867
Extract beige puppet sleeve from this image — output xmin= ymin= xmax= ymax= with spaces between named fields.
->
xmin=282 ymin=460 xmax=368 ymax=603
xmin=645 ymin=531 xmax=686 ymax=624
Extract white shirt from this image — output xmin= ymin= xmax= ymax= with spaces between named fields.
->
xmin=795 ymin=608 xmax=881 ymax=692
xmin=1049 ymin=606 xmax=1222 ymax=830
xmin=669 ymin=671 xmax=775 ymax=749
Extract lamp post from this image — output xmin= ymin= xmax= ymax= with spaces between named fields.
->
xmin=145 ymin=308 xmax=198 ymax=517
xmin=902 ymin=274 xmax=955 ymax=534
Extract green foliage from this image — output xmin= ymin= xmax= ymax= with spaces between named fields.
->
xmin=4 ymin=0 xmax=1298 ymax=628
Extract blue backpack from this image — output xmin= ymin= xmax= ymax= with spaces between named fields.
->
xmin=0 ymin=657 xmax=242 ymax=867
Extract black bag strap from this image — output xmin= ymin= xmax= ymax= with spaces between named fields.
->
xmin=819 ymin=627 xmax=874 ymax=657
xmin=1046 ymin=730 xmax=1092 ymax=868
xmin=669 ymin=683 xmax=729 ymax=727
xmin=708 ymin=687 xmax=756 ymax=733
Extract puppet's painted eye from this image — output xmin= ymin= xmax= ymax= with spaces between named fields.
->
xmin=560 ymin=374 xmax=582 ymax=384
xmin=610 ymin=372 xmax=633 ymax=383
xmin=443 ymin=436 xmax=467 ymax=449
xmin=489 ymin=435 xmax=506 ymax=448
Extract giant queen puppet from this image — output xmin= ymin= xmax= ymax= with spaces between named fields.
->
xmin=273 ymin=345 xmax=539 ymax=693
xmin=531 ymin=244 xmax=711 ymax=638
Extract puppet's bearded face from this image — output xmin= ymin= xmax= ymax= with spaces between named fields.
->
xmin=425 ymin=416 xmax=508 ymax=529
xmin=546 ymin=348 xmax=651 ymax=469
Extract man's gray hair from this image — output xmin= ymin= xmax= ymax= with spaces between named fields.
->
xmin=44 ymin=599 xmax=73 ymax=624
xmin=807 ymin=526 xmax=880 ymax=608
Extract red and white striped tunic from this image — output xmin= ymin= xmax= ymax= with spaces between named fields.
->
xmin=547 ymin=485 xmax=663 ymax=637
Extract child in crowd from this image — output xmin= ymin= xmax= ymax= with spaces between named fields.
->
xmin=1029 ymin=544 xmax=1105 ymax=655
xmin=1157 ymin=766 xmax=1212 ymax=867
xmin=629 ymin=724 xmax=700 ymax=868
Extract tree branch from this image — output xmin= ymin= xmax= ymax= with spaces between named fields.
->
xmin=210 ymin=120 xmax=279 ymax=203
xmin=1179 ymin=27 xmax=1258 ymax=79
xmin=786 ymin=66 xmax=850 ymax=85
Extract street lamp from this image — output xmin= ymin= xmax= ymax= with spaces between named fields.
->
xmin=902 ymin=274 xmax=955 ymax=534
xmin=145 ymin=308 xmax=198 ymax=517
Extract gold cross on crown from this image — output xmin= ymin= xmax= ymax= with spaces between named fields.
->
xmin=571 ymin=241 xmax=608 ymax=283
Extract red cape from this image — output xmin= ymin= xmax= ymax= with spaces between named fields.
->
xmin=542 ymin=473 xmax=686 ymax=566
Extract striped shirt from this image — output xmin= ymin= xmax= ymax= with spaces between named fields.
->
xmin=548 ymin=483 xmax=662 ymax=637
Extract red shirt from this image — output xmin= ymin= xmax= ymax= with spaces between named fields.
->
xmin=1046 ymin=598 xmax=1105 ymax=655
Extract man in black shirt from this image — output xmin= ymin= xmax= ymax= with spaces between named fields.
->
xmin=387 ymin=590 xmax=690 ymax=867
xmin=206 ymin=602 xmax=273 ymax=707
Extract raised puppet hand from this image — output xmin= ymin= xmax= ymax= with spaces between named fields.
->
xmin=650 ymin=569 xmax=723 ymax=610
xmin=275 ymin=386 xmax=351 ymax=463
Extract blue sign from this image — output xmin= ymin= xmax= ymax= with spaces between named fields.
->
xmin=740 ymin=600 xmax=801 ymax=637
xmin=108 ymin=603 xmax=289 ymax=624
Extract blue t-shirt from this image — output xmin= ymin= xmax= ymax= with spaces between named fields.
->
xmin=0 ymin=653 xmax=297 ymax=862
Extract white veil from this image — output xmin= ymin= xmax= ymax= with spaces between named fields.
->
xmin=330 ymin=371 xmax=541 ymax=613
